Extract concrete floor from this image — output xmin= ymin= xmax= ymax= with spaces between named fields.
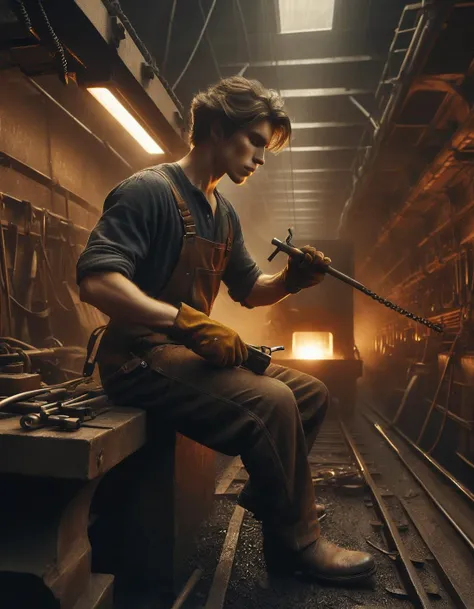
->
xmin=116 ymin=413 xmax=473 ymax=609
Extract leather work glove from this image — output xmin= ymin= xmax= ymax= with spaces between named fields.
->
xmin=173 ymin=303 xmax=249 ymax=368
xmin=282 ymin=246 xmax=331 ymax=294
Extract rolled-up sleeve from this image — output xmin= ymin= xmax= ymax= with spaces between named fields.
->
xmin=76 ymin=176 xmax=158 ymax=285
xmin=223 ymin=214 xmax=262 ymax=305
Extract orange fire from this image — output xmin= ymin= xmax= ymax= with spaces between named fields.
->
xmin=292 ymin=332 xmax=334 ymax=360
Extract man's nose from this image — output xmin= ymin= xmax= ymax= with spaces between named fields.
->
xmin=254 ymin=149 xmax=265 ymax=166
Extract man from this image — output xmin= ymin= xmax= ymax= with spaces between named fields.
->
xmin=77 ymin=76 xmax=375 ymax=584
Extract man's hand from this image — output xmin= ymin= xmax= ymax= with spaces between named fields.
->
xmin=283 ymin=246 xmax=331 ymax=294
xmin=173 ymin=303 xmax=248 ymax=367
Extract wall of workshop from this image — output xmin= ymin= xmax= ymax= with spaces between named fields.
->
xmin=0 ymin=68 xmax=166 ymax=352
xmin=349 ymin=87 xmax=474 ymax=486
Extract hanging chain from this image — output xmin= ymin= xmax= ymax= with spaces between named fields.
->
xmin=356 ymin=284 xmax=443 ymax=333
xmin=269 ymin=232 xmax=443 ymax=334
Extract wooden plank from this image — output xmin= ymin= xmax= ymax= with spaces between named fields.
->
xmin=0 ymin=407 xmax=146 ymax=479
xmin=215 ymin=457 xmax=244 ymax=495
xmin=72 ymin=574 xmax=114 ymax=609
xmin=204 ymin=507 xmax=245 ymax=609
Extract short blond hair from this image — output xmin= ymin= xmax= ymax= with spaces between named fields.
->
xmin=189 ymin=76 xmax=291 ymax=152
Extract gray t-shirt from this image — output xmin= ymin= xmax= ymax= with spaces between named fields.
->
xmin=76 ymin=163 xmax=262 ymax=305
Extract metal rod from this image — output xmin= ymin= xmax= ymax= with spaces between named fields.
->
xmin=0 ymin=345 xmax=84 ymax=360
xmin=0 ymin=150 xmax=100 ymax=217
xmin=170 ymin=568 xmax=203 ymax=609
xmin=0 ymin=377 xmax=90 ymax=410
xmin=349 ymin=95 xmax=379 ymax=130
xmin=417 ymin=335 xmax=457 ymax=444
xmin=393 ymin=374 xmax=419 ymax=424
xmin=0 ymin=205 xmax=13 ymax=334
xmin=270 ymin=238 xmax=443 ymax=333
xmin=338 ymin=419 xmax=433 ymax=608
xmin=0 ymin=191 xmax=90 ymax=237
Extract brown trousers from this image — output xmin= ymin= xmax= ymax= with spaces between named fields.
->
xmin=101 ymin=344 xmax=329 ymax=551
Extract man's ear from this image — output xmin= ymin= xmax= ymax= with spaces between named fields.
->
xmin=210 ymin=120 xmax=224 ymax=143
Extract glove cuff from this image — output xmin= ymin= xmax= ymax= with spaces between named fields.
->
xmin=279 ymin=267 xmax=302 ymax=294
xmin=171 ymin=302 xmax=206 ymax=342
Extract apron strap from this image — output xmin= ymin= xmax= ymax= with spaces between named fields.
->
xmin=155 ymin=169 xmax=197 ymax=237
xmin=225 ymin=207 xmax=233 ymax=256
xmin=156 ymin=167 xmax=234 ymax=252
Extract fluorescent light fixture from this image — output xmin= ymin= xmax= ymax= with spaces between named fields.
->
xmin=278 ymin=0 xmax=335 ymax=34
xmin=281 ymin=88 xmax=373 ymax=98
xmin=88 ymin=87 xmax=164 ymax=154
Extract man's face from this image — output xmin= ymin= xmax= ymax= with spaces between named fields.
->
xmin=214 ymin=119 xmax=273 ymax=184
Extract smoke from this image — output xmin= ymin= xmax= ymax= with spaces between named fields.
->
xmin=211 ymin=176 xmax=286 ymax=346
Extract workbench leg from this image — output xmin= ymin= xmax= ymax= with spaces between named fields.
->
xmin=0 ymin=474 xmax=104 ymax=609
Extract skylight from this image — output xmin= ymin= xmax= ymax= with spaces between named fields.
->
xmin=278 ymin=0 xmax=335 ymax=34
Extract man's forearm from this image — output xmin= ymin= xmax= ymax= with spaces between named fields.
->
xmin=244 ymin=271 xmax=290 ymax=307
xmin=79 ymin=272 xmax=179 ymax=329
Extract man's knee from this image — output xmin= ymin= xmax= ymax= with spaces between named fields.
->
xmin=306 ymin=376 xmax=330 ymax=427
xmin=312 ymin=377 xmax=330 ymax=410
xmin=260 ymin=379 xmax=300 ymax=425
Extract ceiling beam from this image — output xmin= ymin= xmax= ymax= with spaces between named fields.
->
xmin=272 ymin=208 xmax=327 ymax=213
xmin=292 ymin=122 xmax=365 ymax=129
xmin=268 ymin=178 xmax=349 ymax=184
xmin=271 ymin=197 xmax=326 ymax=204
xmin=283 ymin=95 xmax=375 ymax=122
xmin=241 ymin=60 xmax=382 ymax=91
xmin=267 ymin=168 xmax=352 ymax=174
xmin=221 ymin=55 xmax=381 ymax=68
xmin=266 ymin=148 xmax=356 ymax=170
xmin=274 ymin=189 xmax=332 ymax=194
xmin=281 ymin=87 xmax=375 ymax=98
xmin=285 ymin=145 xmax=363 ymax=152
xmin=210 ymin=29 xmax=400 ymax=64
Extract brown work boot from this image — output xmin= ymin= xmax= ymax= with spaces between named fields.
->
xmin=238 ymin=490 xmax=326 ymax=521
xmin=263 ymin=536 xmax=376 ymax=584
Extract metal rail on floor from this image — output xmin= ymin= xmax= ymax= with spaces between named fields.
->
xmin=401 ymin=499 xmax=469 ymax=609
xmin=338 ymin=418 xmax=433 ymax=609
xmin=366 ymin=400 xmax=474 ymax=505
xmin=363 ymin=407 xmax=474 ymax=554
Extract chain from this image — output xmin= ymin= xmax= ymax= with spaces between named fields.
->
xmin=270 ymin=233 xmax=444 ymax=334
xmin=36 ymin=0 xmax=70 ymax=84
xmin=358 ymin=285 xmax=443 ymax=333
xmin=14 ymin=0 xmax=34 ymax=33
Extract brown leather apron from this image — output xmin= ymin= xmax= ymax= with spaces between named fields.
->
xmin=89 ymin=168 xmax=234 ymax=383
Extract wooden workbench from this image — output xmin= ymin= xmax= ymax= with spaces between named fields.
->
xmin=0 ymin=407 xmax=146 ymax=609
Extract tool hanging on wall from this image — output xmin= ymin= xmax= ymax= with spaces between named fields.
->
xmin=269 ymin=230 xmax=443 ymax=334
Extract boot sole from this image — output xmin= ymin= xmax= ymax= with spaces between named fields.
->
xmin=300 ymin=563 xmax=377 ymax=584
xmin=268 ymin=563 xmax=377 ymax=585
